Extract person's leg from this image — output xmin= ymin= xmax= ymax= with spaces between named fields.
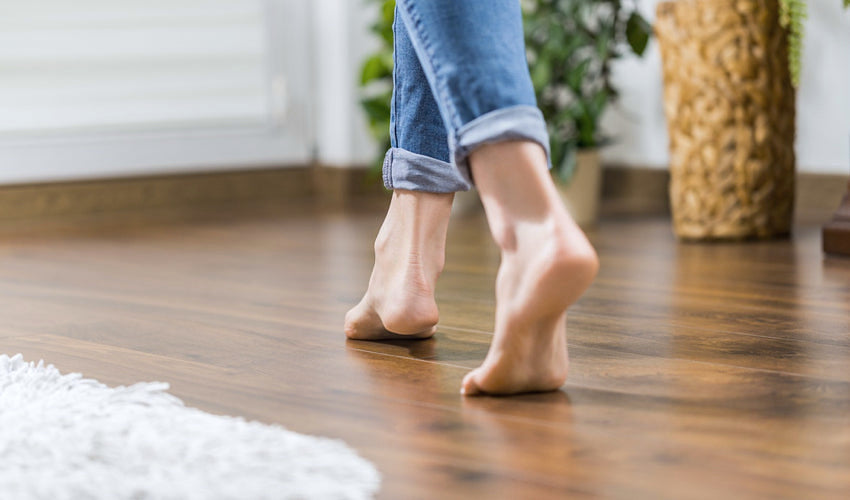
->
xmin=391 ymin=0 xmax=599 ymax=395
xmin=463 ymin=142 xmax=598 ymax=395
xmin=344 ymin=5 xmax=464 ymax=340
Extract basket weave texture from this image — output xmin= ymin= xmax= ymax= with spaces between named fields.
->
xmin=656 ymin=0 xmax=796 ymax=240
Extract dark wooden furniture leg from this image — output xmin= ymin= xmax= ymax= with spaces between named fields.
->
xmin=823 ymin=180 xmax=850 ymax=256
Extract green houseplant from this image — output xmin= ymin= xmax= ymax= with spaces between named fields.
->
xmin=359 ymin=0 xmax=651 ymax=222
xmin=522 ymin=0 xmax=651 ymax=182
xmin=522 ymin=0 xmax=651 ymax=225
xmin=779 ymin=0 xmax=850 ymax=86
xmin=359 ymin=0 xmax=395 ymax=169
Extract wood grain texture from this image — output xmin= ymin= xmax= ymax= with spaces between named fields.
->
xmin=0 ymin=167 xmax=317 ymax=221
xmin=0 ymin=164 xmax=845 ymax=226
xmin=823 ymin=181 xmax=850 ymax=257
xmin=1 ymin=202 xmax=849 ymax=499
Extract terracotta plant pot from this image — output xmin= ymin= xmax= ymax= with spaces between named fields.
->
xmin=555 ymin=149 xmax=602 ymax=228
xmin=451 ymin=150 xmax=602 ymax=225
xmin=451 ymin=189 xmax=481 ymax=216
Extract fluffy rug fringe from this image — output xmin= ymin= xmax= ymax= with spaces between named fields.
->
xmin=0 ymin=354 xmax=380 ymax=500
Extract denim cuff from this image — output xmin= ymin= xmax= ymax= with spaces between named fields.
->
xmin=383 ymin=147 xmax=472 ymax=193
xmin=451 ymin=105 xmax=551 ymax=185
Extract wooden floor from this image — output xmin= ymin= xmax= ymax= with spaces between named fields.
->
xmin=2 ymin=200 xmax=849 ymax=499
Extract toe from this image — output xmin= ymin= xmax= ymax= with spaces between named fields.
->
xmin=344 ymin=300 xmax=380 ymax=339
xmin=460 ymin=370 xmax=484 ymax=396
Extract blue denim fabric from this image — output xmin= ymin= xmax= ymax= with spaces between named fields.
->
xmin=383 ymin=0 xmax=550 ymax=193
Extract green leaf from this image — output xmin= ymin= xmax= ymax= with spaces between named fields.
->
xmin=360 ymin=53 xmax=392 ymax=85
xmin=595 ymin=31 xmax=611 ymax=60
xmin=566 ymin=58 xmax=591 ymax=93
xmin=358 ymin=0 xmax=396 ymax=174
xmin=380 ymin=0 xmax=395 ymax=24
xmin=550 ymin=138 xmax=564 ymax=172
xmin=555 ymin=145 xmax=578 ymax=184
xmin=530 ymin=58 xmax=552 ymax=92
xmin=378 ymin=0 xmax=395 ymax=45
xmin=561 ymin=34 xmax=585 ymax=59
xmin=626 ymin=11 xmax=651 ymax=56
xmin=587 ymin=90 xmax=609 ymax=121
xmin=361 ymin=93 xmax=391 ymax=119
xmin=367 ymin=119 xmax=391 ymax=140
xmin=779 ymin=0 xmax=807 ymax=87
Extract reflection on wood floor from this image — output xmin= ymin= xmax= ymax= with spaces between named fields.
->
xmin=2 ymin=201 xmax=849 ymax=499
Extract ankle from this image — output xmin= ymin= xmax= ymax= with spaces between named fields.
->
xmin=545 ymin=226 xmax=599 ymax=288
xmin=392 ymin=189 xmax=454 ymax=217
xmin=374 ymin=189 xmax=452 ymax=277
xmin=496 ymin=215 xmax=599 ymax=286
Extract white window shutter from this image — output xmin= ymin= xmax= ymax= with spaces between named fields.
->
xmin=0 ymin=0 xmax=313 ymax=184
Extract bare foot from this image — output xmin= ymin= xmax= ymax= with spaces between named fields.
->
xmin=461 ymin=141 xmax=599 ymax=396
xmin=344 ymin=190 xmax=453 ymax=340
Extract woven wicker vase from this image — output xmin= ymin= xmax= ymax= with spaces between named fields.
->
xmin=656 ymin=0 xmax=796 ymax=240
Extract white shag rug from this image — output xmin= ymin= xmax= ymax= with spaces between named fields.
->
xmin=0 ymin=354 xmax=380 ymax=500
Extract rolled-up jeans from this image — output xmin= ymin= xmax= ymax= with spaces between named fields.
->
xmin=384 ymin=0 xmax=550 ymax=193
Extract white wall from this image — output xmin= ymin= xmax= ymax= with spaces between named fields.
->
xmin=601 ymin=0 xmax=850 ymax=174
xmin=311 ymin=0 xmax=380 ymax=167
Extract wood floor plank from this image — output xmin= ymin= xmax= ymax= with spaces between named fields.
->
xmin=5 ymin=332 xmax=847 ymax=500
xmin=1 ymin=205 xmax=849 ymax=498
xmin=4 ymin=272 xmax=849 ymax=388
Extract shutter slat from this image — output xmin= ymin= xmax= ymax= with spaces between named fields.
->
xmin=0 ymin=0 xmax=269 ymax=134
